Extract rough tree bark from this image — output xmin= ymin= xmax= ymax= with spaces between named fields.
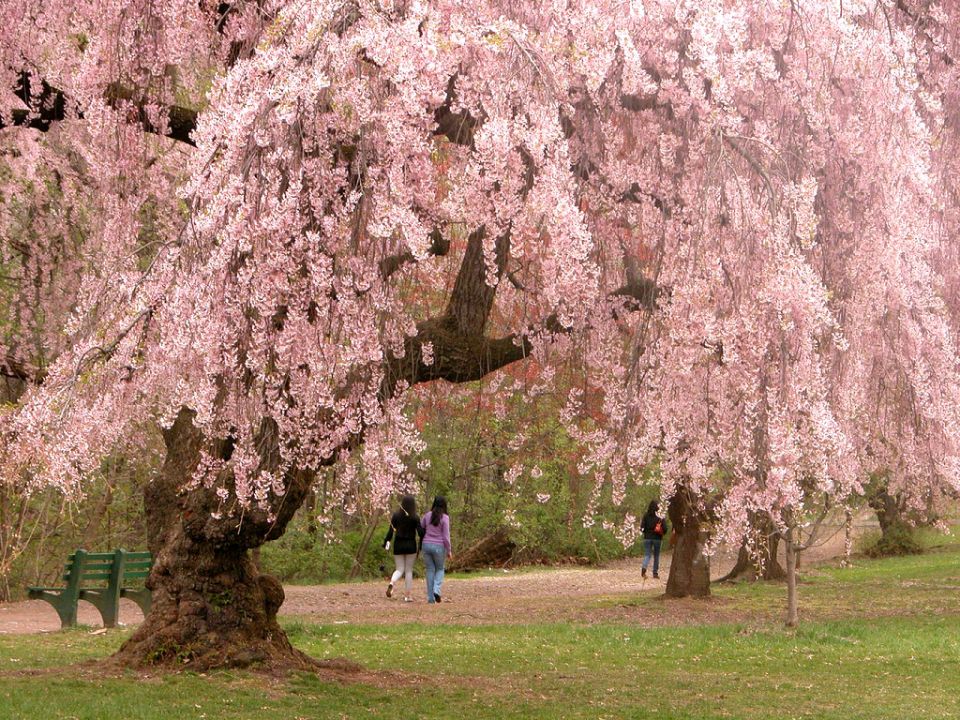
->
xmin=113 ymin=234 xmax=513 ymax=668
xmin=114 ymin=411 xmax=320 ymax=670
xmin=665 ymin=486 xmax=711 ymax=598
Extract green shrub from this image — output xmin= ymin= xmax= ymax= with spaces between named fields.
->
xmin=259 ymin=523 xmax=392 ymax=584
xmin=858 ymin=525 xmax=923 ymax=558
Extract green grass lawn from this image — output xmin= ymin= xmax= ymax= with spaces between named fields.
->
xmin=1 ymin=543 xmax=958 ymax=720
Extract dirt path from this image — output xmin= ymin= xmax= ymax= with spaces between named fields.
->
xmin=0 ymin=519 xmax=867 ymax=634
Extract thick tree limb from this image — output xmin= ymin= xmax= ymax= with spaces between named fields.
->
xmin=1 ymin=72 xmax=198 ymax=147
xmin=1 ymin=74 xmax=67 ymax=135
xmin=378 ymin=228 xmax=451 ymax=280
xmin=445 ymin=228 xmax=510 ymax=336
xmin=105 ymin=84 xmax=198 ymax=147
xmin=620 ymin=92 xmax=671 ymax=114
xmin=0 ymin=353 xmax=43 ymax=384
xmin=390 ymin=316 xmax=528 ymax=390
xmin=384 ymin=273 xmax=660 ymax=398
xmin=433 ymin=76 xmax=479 ymax=147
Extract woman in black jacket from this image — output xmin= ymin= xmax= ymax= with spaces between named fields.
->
xmin=640 ymin=500 xmax=668 ymax=579
xmin=384 ymin=495 xmax=424 ymax=602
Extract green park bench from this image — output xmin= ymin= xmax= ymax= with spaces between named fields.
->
xmin=27 ymin=548 xmax=153 ymax=629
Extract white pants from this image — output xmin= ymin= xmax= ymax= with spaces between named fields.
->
xmin=390 ymin=553 xmax=416 ymax=593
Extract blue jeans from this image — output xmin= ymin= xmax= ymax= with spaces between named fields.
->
xmin=422 ymin=542 xmax=446 ymax=603
xmin=642 ymin=538 xmax=662 ymax=575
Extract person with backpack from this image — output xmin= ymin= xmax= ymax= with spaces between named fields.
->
xmin=640 ymin=500 xmax=668 ymax=579
xmin=384 ymin=494 xmax=425 ymax=602
xmin=420 ymin=496 xmax=452 ymax=604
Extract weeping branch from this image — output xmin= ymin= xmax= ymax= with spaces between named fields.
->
xmin=6 ymin=66 xmax=478 ymax=152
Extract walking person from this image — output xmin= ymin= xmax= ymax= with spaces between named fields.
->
xmin=421 ymin=496 xmax=452 ymax=603
xmin=384 ymin=494 xmax=424 ymax=602
xmin=640 ymin=500 xmax=668 ymax=579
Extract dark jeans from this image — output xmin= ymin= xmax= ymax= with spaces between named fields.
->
xmin=642 ymin=538 xmax=662 ymax=575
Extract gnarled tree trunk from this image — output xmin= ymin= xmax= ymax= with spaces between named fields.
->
xmin=114 ymin=410 xmax=320 ymax=671
xmin=665 ymin=487 xmax=711 ymax=598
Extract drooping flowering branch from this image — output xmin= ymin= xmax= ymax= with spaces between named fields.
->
xmin=0 ymin=0 xmax=956 ymax=553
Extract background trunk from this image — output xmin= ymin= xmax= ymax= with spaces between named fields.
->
xmin=665 ymin=488 xmax=711 ymax=598
xmin=716 ymin=514 xmax=785 ymax=583
xmin=868 ymin=485 xmax=909 ymax=541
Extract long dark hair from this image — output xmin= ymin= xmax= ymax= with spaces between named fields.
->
xmin=429 ymin=495 xmax=448 ymax=526
xmin=400 ymin=494 xmax=417 ymax=516
xmin=645 ymin=500 xmax=660 ymax=517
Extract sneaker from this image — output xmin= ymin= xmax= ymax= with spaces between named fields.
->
xmin=641 ymin=567 xmax=647 ymax=578
xmin=653 ymin=573 xmax=660 ymax=579
xmin=386 ymin=583 xmax=394 ymax=598
xmin=434 ymin=593 xmax=442 ymax=603
xmin=403 ymin=596 xmax=413 ymax=603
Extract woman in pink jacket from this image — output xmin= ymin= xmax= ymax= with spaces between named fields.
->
xmin=420 ymin=496 xmax=452 ymax=603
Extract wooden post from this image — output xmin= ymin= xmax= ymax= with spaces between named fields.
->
xmin=101 ymin=548 xmax=126 ymax=628
xmin=61 ymin=549 xmax=85 ymax=628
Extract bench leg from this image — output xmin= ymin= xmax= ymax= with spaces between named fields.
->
xmin=28 ymin=593 xmax=78 ymax=629
xmin=80 ymin=589 xmax=120 ymax=628
xmin=36 ymin=593 xmax=77 ymax=630
xmin=121 ymin=588 xmax=152 ymax=619
xmin=101 ymin=600 xmax=119 ymax=628
xmin=57 ymin=599 xmax=78 ymax=629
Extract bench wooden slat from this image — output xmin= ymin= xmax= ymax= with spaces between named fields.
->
xmin=66 ymin=564 xmax=115 ymax=574
xmin=70 ymin=572 xmax=113 ymax=581
xmin=67 ymin=553 xmax=115 ymax=561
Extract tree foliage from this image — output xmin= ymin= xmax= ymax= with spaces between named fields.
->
xmin=0 ymin=0 xmax=958 ymax=663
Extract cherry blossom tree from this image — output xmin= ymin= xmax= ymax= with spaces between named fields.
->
xmin=1 ymin=0 xmax=958 ymax=666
